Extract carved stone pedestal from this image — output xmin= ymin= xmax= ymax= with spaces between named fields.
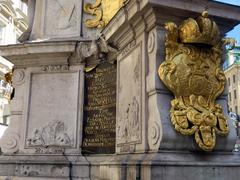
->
xmin=102 ymin=0 xmax=240 ymax=154
xmin=0 ymin=155 xmax=87 ymax=180
xmin=0 ymin=41 xmax=89 ymax=180
xmin=95 ymin=0 xmax=240 ymax=179
xmin=86 ymin=152 xmax=240 ymax=180
xmin=0 ymin=0 xmax=240 ymax=180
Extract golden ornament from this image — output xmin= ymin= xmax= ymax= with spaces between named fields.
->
xmin=84 ymin=0 xmax=129 ymax=28
xmin=158 ymin=11 xmax=233 ymax=151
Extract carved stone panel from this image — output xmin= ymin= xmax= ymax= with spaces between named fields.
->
xmin=82 ymin=62 xmax=116 ymax=154
xmin=43 ymin=0 xmax=81 ymax=38
xmin=117 ymin=43 xmax=142 ymax=152
xmin=24 ymin=69 xmax=82 ymax=152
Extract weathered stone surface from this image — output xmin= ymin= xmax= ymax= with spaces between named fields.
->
xmin=29 ymin=0 xmax=84 ymax=40
xmin=0 ymin=155 xmax=89 ymax=180
xmin=86 ymin=152 xmax=240 ymax=180
xmin=116 ymin=35 xmax=147 ymax=153
xmin=0 ymin=42 xmax=84 ymax=155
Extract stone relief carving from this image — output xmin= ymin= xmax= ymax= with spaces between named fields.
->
xmin=12 ymin=69 xmax=25 ymax=86
xmin=158 ymin=11 xmax=234 ymax=151
xmin=78 ymin=36 xmax=118 ymax=72
xmin=84 ymin=0 xmax=129 ymax=28
xmin=20 ymin=0 xmax=78 ymax=41
xmin=34 ymin=147 xmax=65 ymax=154
xmin=148 ymin=31 xmax=156 ymax=54
xmin=27 ymin=121 xmax=71 ymax=147
xmin=134 ymin=57 xmax=141 ymax=82
xmin=121 ymin=40 xmax=136 ymax=57
xmin=41 ymin=65 xmax=69 ymax=72
xmin=16 ymin=165 xmax=41 ymax=177
xmin=117 ymin=97 xmax=140 ymax=144
xmin=117 ymin=44 xmax=142 ymax=149
xmin=15 ymin=164 xmax=68 ymax=177
xmin=0 ymin=132 xmax=20 ymax=154
xmin=44 ymin=0 xmax=78 ymax=36
xmin=54 ymin=1 xmax=76 ymax=30
xmin=149 ymin=122 xmax=161 ymax=146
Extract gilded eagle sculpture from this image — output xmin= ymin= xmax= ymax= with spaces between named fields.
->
xmin=158 ymin=11 xmax=234 ymax=151
xmin=84 ymin=0 xmax=129 ymax=28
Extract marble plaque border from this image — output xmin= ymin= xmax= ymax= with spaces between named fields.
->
xmin=22 ymin=67 xmax=84 ymax=151
xmin=116 ymin=42 xmax=143 ymax=146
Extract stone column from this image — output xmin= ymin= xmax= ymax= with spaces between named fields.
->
xmin=0 ymin=1 xmax=91 ymax=179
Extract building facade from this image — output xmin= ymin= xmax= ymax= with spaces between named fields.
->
xmin=0 ymin=0 xmax=27 ymax=134
xmin=224 ymin=46 xmax=240 ymax=114
xmin=0 ymin=0 xmax=27 ymax=45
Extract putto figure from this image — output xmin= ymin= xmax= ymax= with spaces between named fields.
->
xmin=158 ymin=11 xmax=234 ymax=151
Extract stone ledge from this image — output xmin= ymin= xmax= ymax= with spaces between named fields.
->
xmin=88 ymin=152 xmax=240 ymax=180
xmin=0 ymin=155 xmax=89 ymax=179
xmin=0 ymin=41 xmax=79 ymax=68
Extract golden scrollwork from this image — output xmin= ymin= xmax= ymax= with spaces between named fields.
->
xmin=158 ymin=11 xmax=233 ymax=151
xmin=84 ymin=0 xmax=129 ymax=28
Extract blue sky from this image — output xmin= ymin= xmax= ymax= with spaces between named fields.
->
xmin=214 ymin=0 xmax=240 ymax=44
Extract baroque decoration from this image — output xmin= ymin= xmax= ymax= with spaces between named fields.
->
xmin=27 ymin=121 xmax=71 ymax=147
xmin=117 ymin=96 xmax=140 ymax=144
xmin=84 ymin=0 xmax=129 ymax=28
xmin=158 ymin=11 xmax=234 ymax=151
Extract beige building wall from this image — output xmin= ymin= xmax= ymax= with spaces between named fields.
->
xmin=225 ymin=64 xmax=240 ymax=114
xmin=0 ymin=0 xmax=27 ymax=135
xmin=0 ymin=0 xmax=27 ymax=45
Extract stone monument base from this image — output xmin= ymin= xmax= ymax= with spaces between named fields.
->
xmin=0 ymin=155 xmax=89 ymax=180
xmin=0 ymin=152 xmax=239 ymax=180
xmin=90 ymin=151 xmax=240 ymax=180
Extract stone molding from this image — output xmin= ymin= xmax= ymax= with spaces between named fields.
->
xmin=102 ymin=0 xmax=240 ymax=49
xmin=0 ymin=41 xmax=78 ymax=68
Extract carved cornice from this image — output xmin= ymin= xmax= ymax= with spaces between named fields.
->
xmin=0 ymin=41 xmax=77 ymax=67
xmin=101 ymin=0 xmax=240 ymax=49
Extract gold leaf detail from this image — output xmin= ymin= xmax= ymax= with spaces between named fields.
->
xmin=158 ymin=11 xmax=230 ymax=151
xmin=84 ymin=0 xmax=129 ymax=28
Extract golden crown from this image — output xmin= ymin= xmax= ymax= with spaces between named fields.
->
xmin=179 ymin=11 xmax=220 ymax=46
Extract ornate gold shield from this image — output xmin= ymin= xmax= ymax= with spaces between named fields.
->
xmin=158 ymin=11 xmax=234 ymax=151
xmin=84 ymin=0 xmax=129 ymax=28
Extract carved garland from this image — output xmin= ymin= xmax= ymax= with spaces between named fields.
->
xmin=158 ymin=11 xmax=234 ymax=151
xmin=84 ymin=0 xmax=129 ymax=28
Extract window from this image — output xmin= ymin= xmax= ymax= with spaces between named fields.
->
xmin=233 ymin=75 xmax=236 ymax=83
xmin=229 ymin=93 xmax=232 ymax=101
xmin=228 ymin=77 xmax=231 ymax=86
xmin=234 ymin=90 xmax=237 ymax=99
xmin=235 ymin=106 xmax=238 ymax=113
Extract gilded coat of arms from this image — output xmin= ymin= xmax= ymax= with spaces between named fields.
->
xmin=158 ymin=11 xmax=234 ymax=151
xmin=84 ymin=0 xmax=129 ymax=28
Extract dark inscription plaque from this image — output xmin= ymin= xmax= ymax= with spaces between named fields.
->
xmin=82 ymin=62 xmax=116 ymax=154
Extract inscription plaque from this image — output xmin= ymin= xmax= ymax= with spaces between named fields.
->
xmin=82 ymin=62 xmax=116 ymax=154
